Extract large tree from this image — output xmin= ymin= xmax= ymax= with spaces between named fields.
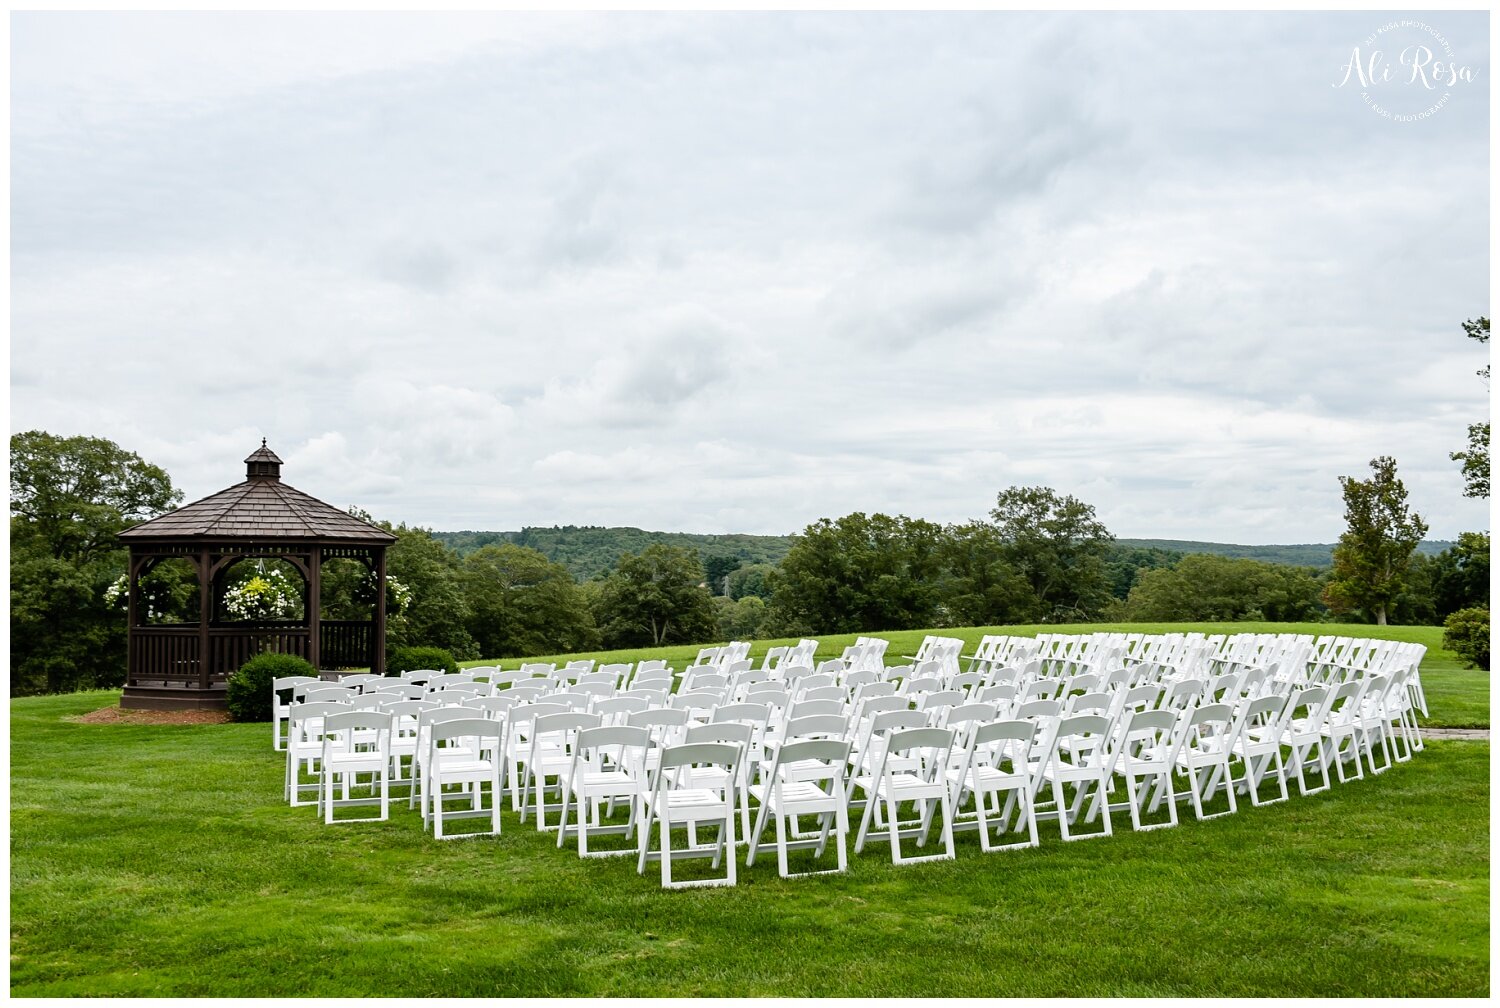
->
xmin=1322 ymin=456 xmax=1429 ymax=626
xmin=10 ymin=431 xmax=182 ymax=695
xmin=1450 ymin=316 xmax=1489 ymax=498
xmin=936 ymin=520 xmax=1034 ymax=627
xmin=460 ymin=544 xmax=597 ymax=658
xmin=592 ymin=544 xmax=718 ymax=648
xmin=769 ymin=512 xmax=948 ymax=634
xmin=989 ymin=486 xmax=1114 ymax=620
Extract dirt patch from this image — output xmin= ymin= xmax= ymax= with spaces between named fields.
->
xmin=69 ymin=706 xmax=230 ymax=726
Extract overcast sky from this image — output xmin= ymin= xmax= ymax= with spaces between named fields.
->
xmin=10 ymin=11 xmax=1492 ymax=542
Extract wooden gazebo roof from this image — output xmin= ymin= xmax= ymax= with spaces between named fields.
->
xmin=119 ymin=441 xmax=396 ymax=544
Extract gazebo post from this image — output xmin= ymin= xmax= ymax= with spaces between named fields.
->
xmin=308 ymin=546 xmax=322 ymax=674
xmin=373 ymin=549 xmax=388 ymax=677
xmin=197 ymin=546 xmax=212 ymax=691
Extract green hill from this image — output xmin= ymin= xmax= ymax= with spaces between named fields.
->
xmin=1115 ymin=539 xmax=1455 ymax=568
xmin=432 ymin=528 xmax=1456 ymax=580
xmin=431 ymin=527 xmax=796 ymax=580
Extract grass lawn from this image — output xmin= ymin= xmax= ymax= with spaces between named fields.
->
xmin=10 ymin=622 xmax=1491 ymax=996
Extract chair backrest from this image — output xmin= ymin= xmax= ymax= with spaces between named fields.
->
xmin=1065 ymin=691 xmax=1113 ymax=716
xmin=978 ymin=683 xmax=1018 ymax=707
xmin=289 ymin=700 xmax=350 ymax=737
xmin=800 ymin=685 xmax=848 ymax=704
xmin=302 ymin=685 xmax=356 ymax=704
xmin=428 ymin=716 xmax=503 ymax=750
xmin=881 ymin=727 xmax=956 ymax=780
xmin=711 ymin=702 xmax=770 ymax=726
xmin=1052 ymin=714 xmax=1114 ymax=767
xmin=322 ymin=709 xmax=392 ymax=746
xmin=853 ymin=681 xmax=897 ymax=702
xmin=781 ymin=713 xmax=850 ymax=741
xmin=902 ymin=676 xmax=944 ymax=697
xmin=767 ymin=739 xmax=851 ymax=786
xmin=685 ymin=720 xmax=753 ymax=750
xmin=465 ymin=695 xmax=522 ymax=719
xmin=573 ymin=724 xmax=651 ymax=775
xmin=1022 ymin=678 xmax=1064 ymax=702
xmin=657 ymin=741 xmax=741 ymax=774
xmin=340 ymin=673 xmax=383 ymax=690
xmin=1014 ymin=698 xmax=1062 ymax=721
xmin=785 ymin=698 xmax=845 ymax=721
xmin=594 ymin=696 xmax=650 ymax=718
xmin=918 ymin=689 xmax=965 ymax=712
xmin=627 ymin=708 xmax=692 ymax=730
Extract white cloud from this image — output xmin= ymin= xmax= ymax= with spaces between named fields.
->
xmin=10 ymin=11 xmax=1491 ymax=543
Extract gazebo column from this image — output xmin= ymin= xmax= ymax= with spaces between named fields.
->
xmin=373 ymin=549 xmax=388 ymax=676
xmin=197 ymin=548 xmax=212 ymax=690
xmin=308 ymin=546 xmax=322 ymax=673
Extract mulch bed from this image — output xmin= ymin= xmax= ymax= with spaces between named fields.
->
xmin=70 ymin=706 xmax=230 ymax=726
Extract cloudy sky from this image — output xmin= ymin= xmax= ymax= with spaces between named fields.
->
xmin=10 ymin=11 xmax=1491 ymax=542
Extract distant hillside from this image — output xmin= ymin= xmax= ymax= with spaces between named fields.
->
xmin=432 ymin=528 xmax=1456 ymax=580
xmin=1115 ymin=539 xmax=1455 ymax=568
xmin=432 ymin=527 xmax=796 ymax=580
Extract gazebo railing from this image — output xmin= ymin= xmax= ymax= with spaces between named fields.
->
xmin=319 ymin=620 xmax=374 ymax=670
xmin=127 ymin=621 xmax=380 ymax=687
xmin=127 ymin=626 xmax=201 ymax=687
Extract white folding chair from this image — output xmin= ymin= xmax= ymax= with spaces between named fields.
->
xmin=1041 ymin=714 xmax=1116 ymax=841
xmin=746 ymin=739 xmax=853 ymax=878
xmin=636 ymin=742 xmax=743 ymax=889
xmin=318 ymin=710 xmax=392 ymax=824
xmin=947 ymin=719 xmax=1042 ymax=852
xmin=557 ymin=725 xmax=652 ymax=857
xmin=853 ymin=726 xmax=957 ymax=865
xmin=426 ymin=717 xmax=504 ymax=839
xmin=1108 ymin=708 xmax=1180 ymax=832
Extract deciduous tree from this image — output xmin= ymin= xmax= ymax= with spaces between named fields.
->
xmin=989 ymin=486 xmax=1114 ymax=620
xmin=460 ymin=544 xmax=597 ymax=658
xmin=9 ymin=431 xmax=181 ymax=694
xmin=592 ymin=544 xmax=718 ymax=648
xmin=1322 ymin=456 xmax=1429 ymax=626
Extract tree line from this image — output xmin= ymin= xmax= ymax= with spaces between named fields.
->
xmin=12 ymin=423 xmax=1489 ymax=696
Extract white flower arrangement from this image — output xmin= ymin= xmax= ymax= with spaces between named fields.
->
xmin=222 ymin=568 xmax=300 ymax=621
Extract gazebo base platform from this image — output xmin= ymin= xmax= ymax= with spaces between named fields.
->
xmin=121 ymin=684 xmax=229 ymax=711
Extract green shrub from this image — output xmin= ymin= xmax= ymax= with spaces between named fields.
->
xmin=385 ymin=645 xmax=460 ymax=677
xmin=226 ymin=652 xmax=317 ymax=722
xmin=1443 ymin=607 xmax=1490 ymax=671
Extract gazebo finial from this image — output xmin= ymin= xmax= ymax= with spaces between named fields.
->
xmin=244 ymin=440 xmax=283 ymax=481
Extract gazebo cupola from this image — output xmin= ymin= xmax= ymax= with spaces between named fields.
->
xmin=117 ymin=441 xmax=397 ymax=710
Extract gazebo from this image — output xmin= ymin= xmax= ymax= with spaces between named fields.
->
xmin=117 ymin=441 xmax=398 ymax=710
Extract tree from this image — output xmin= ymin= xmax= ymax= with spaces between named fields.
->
xmin=1120 ymin=554 xmax=1326 ymax=622
xmin=1450 ymin=317 xmax=1489 ymax=498
xmin=1428 ymin=531 xmax=1490 ymax=619
xmin=382 ymin=522 xmax=478 ymax=659
xmin=460 ymin=544 xmax=597 ymax=659
xmin=768 ymin=512 xmax=948 ymax=634
xmin=10 ymin=431 xmax=182 ymax=695
xmin=725 ymin=563 xmax=776 ymax=601
xmin=936 ymin=521 xmax=1034 ymax=627
xmin=592 ymin=544 xmax=718 ymax=648
xmin=1322 ymin=456 xmax=1429 ymax=625
xmin=989 ymin=486 xmax=1114 ymax=620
